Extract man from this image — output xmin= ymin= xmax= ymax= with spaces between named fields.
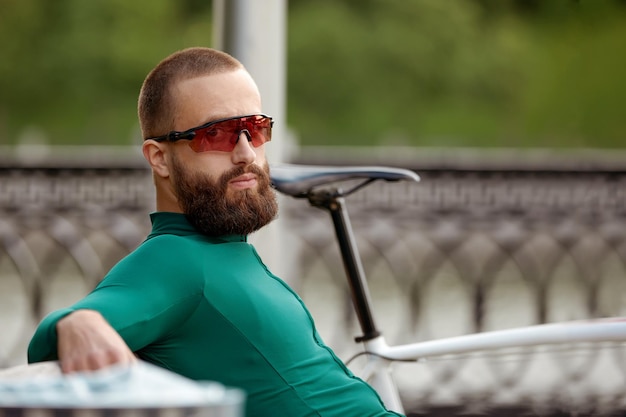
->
xmin=28 ymin=47 xmax=403 ymax=417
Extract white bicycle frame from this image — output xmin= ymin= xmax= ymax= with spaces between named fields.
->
xmin=359 ymin=320 xmax=626 ymax=413
xmin=271 ymin=164 xmax=626 ymax=415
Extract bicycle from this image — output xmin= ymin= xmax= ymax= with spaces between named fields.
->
xmin=270 ymin=163 xmax=626 ymax=415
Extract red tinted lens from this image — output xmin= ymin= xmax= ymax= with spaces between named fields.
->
xmin=189 ymin=115 xmax=272 ymax=153
xmin=247 ymin=116 xmax=273 ymax=147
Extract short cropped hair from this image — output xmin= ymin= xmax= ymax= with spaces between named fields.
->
xmin=138 ymin=47 xmax=243 ymax=139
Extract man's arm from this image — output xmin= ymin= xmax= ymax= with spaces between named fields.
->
xmin=27 ymin=308 xmax=136 ymax=373
xmin=28 ymin=235 xmax=204 ymax=371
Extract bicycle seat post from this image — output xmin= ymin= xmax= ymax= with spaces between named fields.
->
xmin=308 ymin=189 xmax=381 ymax=343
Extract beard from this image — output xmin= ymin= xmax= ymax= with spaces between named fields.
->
xmin=171 ymin=156 xmax=278 ymax=237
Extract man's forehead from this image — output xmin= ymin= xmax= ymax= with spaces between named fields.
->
xmin=171 ymin=71 xmax=262 ymax=127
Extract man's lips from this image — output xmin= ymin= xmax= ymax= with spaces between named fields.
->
xmin=229 ymin=173 xmax=258 ymax=189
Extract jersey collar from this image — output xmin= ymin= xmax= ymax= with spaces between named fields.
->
xmin=147 ymin=212 xmax=248 ymax=243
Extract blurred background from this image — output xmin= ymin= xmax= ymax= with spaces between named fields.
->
xmin=1 ymin=0 xmax=625 ymax=149
xmin=2 ymin=1 xmax=626 ymax=416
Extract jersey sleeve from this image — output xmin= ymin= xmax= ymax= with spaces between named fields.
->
xmin=27 ymin=308 xmax=75 ymax=363
xmin=27 ymin=235 xmax=205 ymax=363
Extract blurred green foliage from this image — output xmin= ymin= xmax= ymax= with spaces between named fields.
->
xmin=0 ymin=0 xmax=624 ymax=148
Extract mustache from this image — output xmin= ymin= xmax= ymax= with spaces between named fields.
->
xmin=220 ymin=163 xmax=270 ymax=184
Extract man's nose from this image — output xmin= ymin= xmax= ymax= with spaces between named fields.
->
xmin=231 ymin=130 xmax=256 ymax=165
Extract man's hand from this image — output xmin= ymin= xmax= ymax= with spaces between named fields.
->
xmin=56 ymin=309 xmax=137 ymax=373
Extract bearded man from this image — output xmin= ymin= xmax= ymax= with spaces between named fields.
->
xmin=28 ymin=47 xmax=403 ymax=417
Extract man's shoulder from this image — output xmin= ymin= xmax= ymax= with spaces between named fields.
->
xmin=102 ymin=234 xmax=206 ymax=289
xmin=113 ymin=233 xmax=203 ymax=272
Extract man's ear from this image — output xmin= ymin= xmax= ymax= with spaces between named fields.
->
xmin=142 ymin=140 xmax=170 ymax=178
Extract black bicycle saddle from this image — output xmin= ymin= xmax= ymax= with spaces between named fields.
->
xmin=270 ymin=163 xmax=420 ymax=198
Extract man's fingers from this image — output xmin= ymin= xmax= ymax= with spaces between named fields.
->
xmin=60 ymin=348 xmax=136 ymax=374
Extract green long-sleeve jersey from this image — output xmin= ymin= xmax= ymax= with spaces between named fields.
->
xmin=28 ymin=212 xmax=402 ymax=417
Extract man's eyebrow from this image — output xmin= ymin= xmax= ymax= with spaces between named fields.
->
xmin=200 ymin=114 xmax=237 ymax=125
xmin=198 ymin=113 xmax=257 ymax=126
xmin=199 ymin=115 xmax=224 ymax=125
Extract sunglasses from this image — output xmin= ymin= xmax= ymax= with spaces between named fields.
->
xmin=146 ymin=114 xmax=273 ymax=153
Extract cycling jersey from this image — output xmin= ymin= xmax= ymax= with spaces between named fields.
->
xmin=28 ymin=212 xmax=403 ymax=417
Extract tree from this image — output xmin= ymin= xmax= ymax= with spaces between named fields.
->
xmin=1 ymin=0 xmax=625 ymax=148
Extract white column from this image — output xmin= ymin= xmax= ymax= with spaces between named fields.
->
xmin=213 ymin=0 xmax=293 ymax=281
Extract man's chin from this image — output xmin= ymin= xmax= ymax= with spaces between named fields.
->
xmin=225 ymin=186 xmax=257 ymax=201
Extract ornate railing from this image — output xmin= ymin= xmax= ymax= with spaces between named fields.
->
xmin=1 ymin=147 xmax=626 ymax=416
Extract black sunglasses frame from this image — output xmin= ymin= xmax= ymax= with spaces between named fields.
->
xmin=145 ymin=114 xmax=274 ymax=143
